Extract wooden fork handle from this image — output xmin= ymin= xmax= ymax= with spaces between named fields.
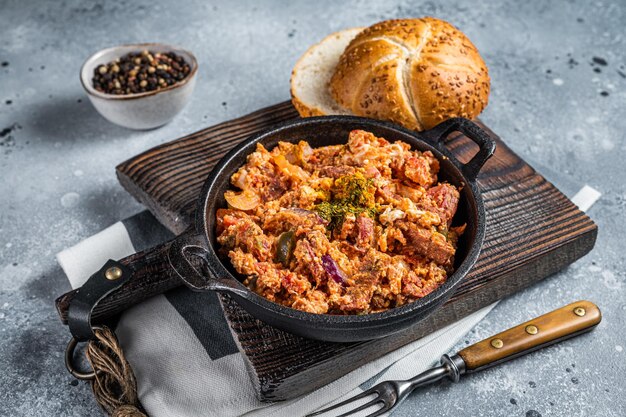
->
xmin=458 ymin=300 xmax=601 ymax=372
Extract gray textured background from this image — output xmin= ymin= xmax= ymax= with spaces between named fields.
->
xmin=0 ymin=0 xmax=625 ymax=416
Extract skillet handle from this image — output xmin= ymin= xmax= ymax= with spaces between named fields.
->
xmin=421 ymin=118 xmax=496 ymax=182
xmin=168 ymin=233 xmax=245 ymax=294
xmin=55 ymin=236 xmax=182 ymax=336
xmin=55 ymin=229 xmax=244 ymax=334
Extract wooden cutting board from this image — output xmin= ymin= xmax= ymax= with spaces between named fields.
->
xmin=116 ymin=101 xmax=597 ymax=401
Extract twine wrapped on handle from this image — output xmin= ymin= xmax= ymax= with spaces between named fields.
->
xmin=86 ymin=327 xmax=148 ymax=417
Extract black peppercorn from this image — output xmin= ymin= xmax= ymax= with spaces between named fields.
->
xmin=92 ymin=50 xmax=191 ymax=95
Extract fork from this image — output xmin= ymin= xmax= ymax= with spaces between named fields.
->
xmin=307 ymin=300 xmax=601 ymax=417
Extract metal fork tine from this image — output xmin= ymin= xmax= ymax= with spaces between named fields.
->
xmin=335 ymin=397 xmax=383 ymax=417
xmin=306 ymin=388 xmax=378 ymax=416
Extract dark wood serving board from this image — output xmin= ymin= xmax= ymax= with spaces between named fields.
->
xmin=116 ymin=101 xmax=597 ymax=401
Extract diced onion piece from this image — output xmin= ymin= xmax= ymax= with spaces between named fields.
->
xmin=379 ymin=207 xmax=406 ymax=225
xmin=232 ymin=168 xmax=248 ymax=189
xmin=321 ymin=254 xmax=347 ymax=285
xmin=224 ymin=189 xmax=260 ymax=211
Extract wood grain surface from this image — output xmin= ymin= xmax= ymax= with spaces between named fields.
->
xmin=458 ymin=300 xmax=601 ymax=371
xmin=110 ymin=101 xmax=597 ymax=401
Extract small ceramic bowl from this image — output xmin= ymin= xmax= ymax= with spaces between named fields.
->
xmin=80 ymin=43 xmax=198 ymax=130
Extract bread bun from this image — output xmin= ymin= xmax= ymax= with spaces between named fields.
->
xmin=290 ymin=28 xmax=364 ymax=117
xmin=331 ymin=18 xmax=490 ymax=130
xmin=290 ymin=18 xmax=489 ymax=131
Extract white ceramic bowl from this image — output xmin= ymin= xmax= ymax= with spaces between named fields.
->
xmin=80 ymin=43 xmax=198 ymax=130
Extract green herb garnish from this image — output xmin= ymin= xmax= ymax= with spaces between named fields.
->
xmin=314 ymin=172 xmax=378 ymax=229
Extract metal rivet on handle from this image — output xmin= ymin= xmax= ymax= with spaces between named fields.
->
xmin=104 ymin=266 xmax=123 ymax=281
xmin=490 ymin=338 xmax=504 ymax=349
xmin=525 ymin=325 xmax=538 ymax=335
xmin=574 ymin=307 xmax=586 ymax=317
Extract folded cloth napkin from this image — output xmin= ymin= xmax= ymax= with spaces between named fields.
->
xmin=57 ymin=161 xmax=600 ymax=417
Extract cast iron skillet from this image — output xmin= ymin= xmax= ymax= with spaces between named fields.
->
xmin=165 ymin=116 xmax=495 ymax=342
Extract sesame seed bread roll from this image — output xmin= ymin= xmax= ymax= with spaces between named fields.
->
xmin=291 ymin=18 xmax=490 ymax=131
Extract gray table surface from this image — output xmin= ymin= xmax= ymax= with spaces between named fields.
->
xmin=1 ymin=0 xmax=624 ymax=416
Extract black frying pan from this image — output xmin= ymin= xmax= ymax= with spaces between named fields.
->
xmin=60 ymin=116 xmax=495 ymax=344
xmin=167 ymin=116 xmax=495 ymax=342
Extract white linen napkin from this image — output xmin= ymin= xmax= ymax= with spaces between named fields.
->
xmin=57 ymin=171 xmax=600 ymax=417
